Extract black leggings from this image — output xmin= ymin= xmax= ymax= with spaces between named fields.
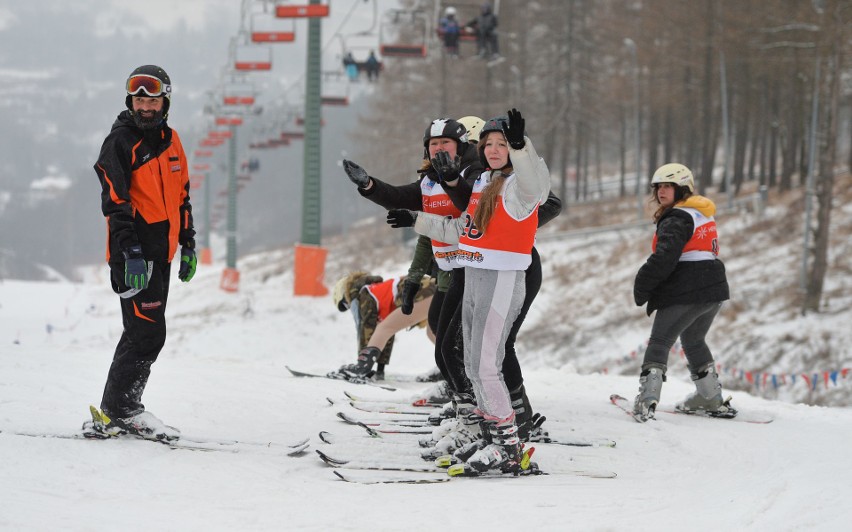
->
xmin=438 ymin=247 xmax=543 ymax=395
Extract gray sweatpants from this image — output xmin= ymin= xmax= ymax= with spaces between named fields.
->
xmin=462 ymin=267 xmax=526 ymax=421
xmin=642 ymin=301 xmax=723 ymax=372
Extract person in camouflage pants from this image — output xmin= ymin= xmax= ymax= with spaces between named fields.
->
xmin=331 ymin=271 xmax=436 ymax=380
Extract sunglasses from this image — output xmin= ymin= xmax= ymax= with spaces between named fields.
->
xmin=127 ymin=74 xmax=171 ymax=97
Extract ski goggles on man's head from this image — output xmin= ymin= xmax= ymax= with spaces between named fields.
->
xmin=126 ymin=74 xmax=171 ymax=97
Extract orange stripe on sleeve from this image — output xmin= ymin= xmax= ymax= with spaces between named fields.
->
xmin=97 ymin=164 xmax=126 ymax=205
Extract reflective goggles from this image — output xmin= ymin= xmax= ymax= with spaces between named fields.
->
xmin=126 ymin=74 xmax=171 ymax=97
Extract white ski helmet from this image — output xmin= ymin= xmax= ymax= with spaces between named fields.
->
xmin=457 ymin=116 xmax=485 ymax=144
xmin=445 ymin=6 xmax=457 ymax=16
xmin=651 ymin=163 xmax=695 ymax=193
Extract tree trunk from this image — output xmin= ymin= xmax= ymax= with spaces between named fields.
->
xmin=803 ymin=38 xmax=840 ymax=313
xmin=620 ymin=105 xmax=627 ymax=197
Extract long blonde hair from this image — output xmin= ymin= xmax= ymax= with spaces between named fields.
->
xmin=473 ymin=169 xmax=512 ymax=231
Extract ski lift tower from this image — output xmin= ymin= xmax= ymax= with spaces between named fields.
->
xmin=276 ymin=0 xmax=331 ymax=296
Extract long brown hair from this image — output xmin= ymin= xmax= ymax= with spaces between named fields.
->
xmin=473 ymin=169 xmax=512 ymax=231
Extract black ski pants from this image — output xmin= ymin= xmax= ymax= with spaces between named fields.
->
xmin=101 ymin=261 xmax=171 ymax=419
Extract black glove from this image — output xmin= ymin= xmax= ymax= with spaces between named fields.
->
xmin=178 ymin=246 xmax=197 ymax=282
xmin=122 ymin=245 xmax=149 ymax=290
xmin=386 ymin=209 xmax=417 ymax=228
xmin=343 ymin=159 xmax=371 ymax=189
xmin=502 ymin=108 xmax=526 ymax=150
xmin=430 ymin=150 xmax=461 ymax=184
xmin=400 ymin=278 xmax=422 ymax=315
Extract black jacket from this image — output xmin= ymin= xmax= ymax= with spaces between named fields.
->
xmin=634 ymin=203 xmax=729 ymax=315
xmin=358 ymin=141 xmax=482 ymax=211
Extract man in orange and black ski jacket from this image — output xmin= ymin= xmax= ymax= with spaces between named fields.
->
xmin=93 ymin=65 xmax=195 ymax=431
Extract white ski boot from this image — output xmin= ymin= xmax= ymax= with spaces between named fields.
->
xmin=107 ymin=410 xmax=181 ymax=441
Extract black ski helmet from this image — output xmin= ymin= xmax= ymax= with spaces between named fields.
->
xmin=422 ymin=118 xmax=468 ymax=157
xmin=478 ymin=116 xmax=512 ymax=169
xmin=479 ymin=116 xmax=508 ymax=141
xmin=125 ymin=65 xmax=172 ymax=117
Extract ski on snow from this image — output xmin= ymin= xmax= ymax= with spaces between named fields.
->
xmin=333 ymin=470 xmax=450 ymax=484
xmin=318 ymin=449 xmax=617 ymax=482
xmin=335 ymin=411 xmax=617 ymax=448
xmin=336 ymin=411 xmax=431 ymax=429
xmin=318 ymin=432 xmax=616 ymax=478
xmin=2 ymin=427 xmax=311 ymax=455
xmin=609 ymin=394 xmax=774 ymax=424
xmin=326 ymin=397 xmax=433 ymax=416
xmin=318 ymin=431 xmax=417 ymax=448
xmin=1 ymin=405 xmax=311 ymax=456
xmin=318 ymin=448 xmax=544 ymax=479
xmin=343 ymin=390 xmax=445 ymax=408
xmin=286 ymin=366 xmax=397 ymax=391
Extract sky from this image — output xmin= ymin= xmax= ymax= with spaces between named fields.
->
xmin=1 ymin=221 xmax=851 ymax=531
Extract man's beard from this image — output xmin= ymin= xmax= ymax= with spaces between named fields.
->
xmin=133 ymin=109 xmax=165 ymax=130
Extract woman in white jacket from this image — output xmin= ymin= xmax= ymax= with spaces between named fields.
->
xmin=387 ymin=109 xmax=551 ymax=474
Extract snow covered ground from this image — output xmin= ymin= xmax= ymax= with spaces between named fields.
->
xmin=1 ymin=245 xmax=851 ymax=532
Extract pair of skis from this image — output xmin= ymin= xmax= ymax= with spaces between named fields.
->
xmin=319 ymin=392 xmax=620 ymax=484
xmin=317 ymin=445 xmax=617 ymax=484
xmin=609 ymin=394 xmax=774 ymax=424
xmin=335 ymin=410 xmax=618 ymax=448
xmin=1 ymin=406 xmax=311 ymax=456
xmin=286 ymin=366 xmax=398 ymax=391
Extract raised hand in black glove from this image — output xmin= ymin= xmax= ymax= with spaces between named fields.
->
xmin=399 ymin=278 xmax=422 ymax=315
xmin=502 ymin=108 xmax=526 ymax=150
xmin=343 ymin=159 xmax=371 ymax=189
xmin=430 ymin=150 xmax=462 ymax=184
xmin=386 ymin=209 xmax=417 ymax=228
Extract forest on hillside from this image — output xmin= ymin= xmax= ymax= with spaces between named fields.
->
xmin=354 ymin=0 xmax=852 ymax=314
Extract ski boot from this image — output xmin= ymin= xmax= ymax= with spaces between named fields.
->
xmin=427 ymin=400 xmax=456 ymax=427
xmin=454 ymin=418 xmax=535 ymax=476
xmin=519 ymin=413 xmax=549 ymax=443
xmin=511 ymin=384 xmax=549 ymax=442
xmin=334 ymin=346 xmax=380 ymax=381
xmin=420 ymin=392 xmax=475 ymax=446
xmin=90 ymin=406 xmax=180 ymax=441
xmin=415 ymin=366 xmax=443 ymax=383
xmin=409 ymin=380 xmax=452 ymax=407
xmin=676 ymin=363 xmax=737 ymax=418
xmin=420 ymin=395 xmax=480 ymax=459
xmin=633 ymin=363 xmax=666 ymax=421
